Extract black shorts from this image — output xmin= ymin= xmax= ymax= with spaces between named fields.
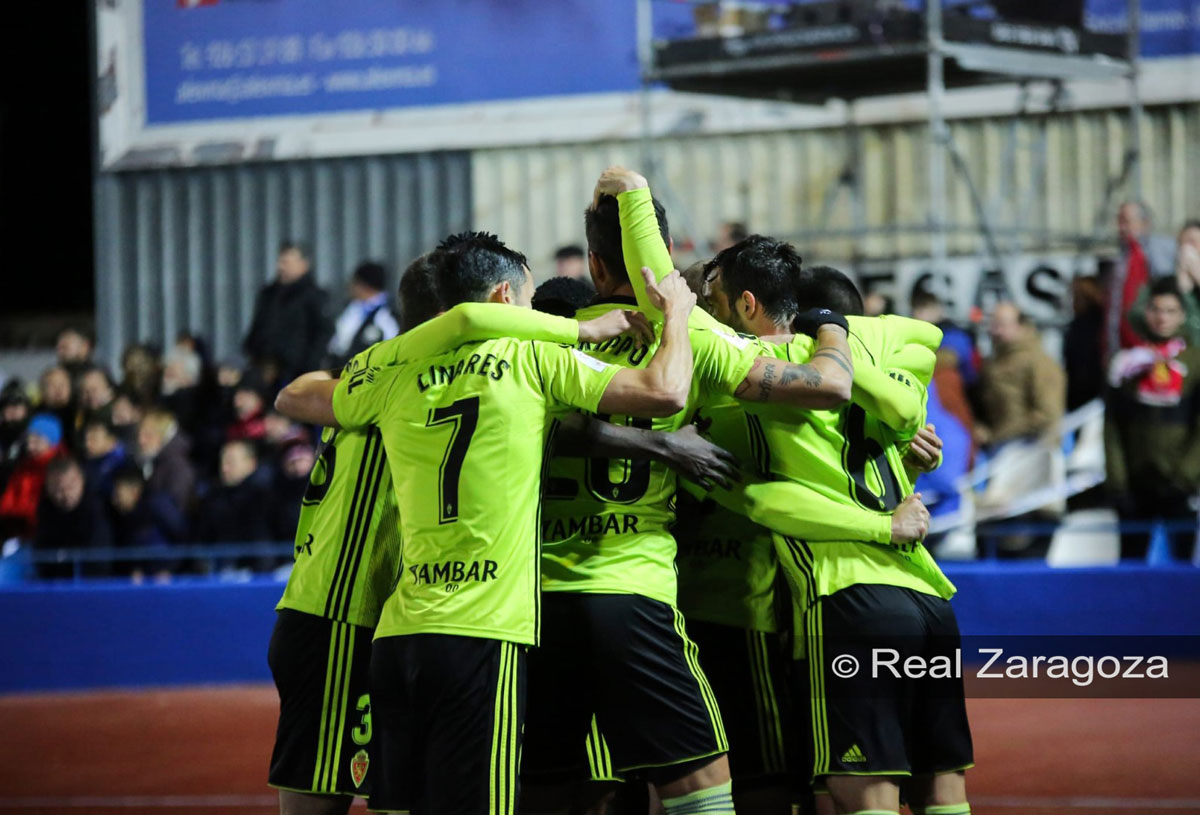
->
xmin=686 ymin=619 xmax=793 ymax=787
xmin=267 ymin=609 xmax=375 ymax=797
xmin=797 ymin=584 xmax=974 ymax=780
xmin=368 ymin=633 xmax=527 ymax=815
xmin=523 ymin=593 xmax=727 ymax=784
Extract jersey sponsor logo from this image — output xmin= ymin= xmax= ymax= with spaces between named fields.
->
xmin=350 ymin=749 xmax=369 ymax=788
xmin=677 ymin=537 xmax=743 ymax=560
xmin=542 ymin=513 xmax=640 ymax=541
xmin=407 ymin=559 xmax=499 ymax=586
xmin=578 ymin=335 xmax=650 ymax=367
xmin=417 ymin=353 xmax=510 ymax=392
xmin=570 ymin=347 xmax=612 ymax=374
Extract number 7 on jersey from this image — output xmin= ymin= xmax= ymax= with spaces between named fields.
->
xmin=426 ymin=397 xmax=480 ymax=524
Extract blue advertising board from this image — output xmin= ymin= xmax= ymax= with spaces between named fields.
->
xmin=143 ymin=0 xmax=645 ymax=124
xmin=143 ymin=0 xmax=1199 ymax=125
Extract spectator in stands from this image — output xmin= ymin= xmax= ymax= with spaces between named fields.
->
xmin=1063 ymin=275 xmax=1108 ymax=411
xmin=161 ymin=333 xmax=222 ymax=473
xmin=0 ymin=413 xmax=65 ymax=539
xmin=974 ymin=302 xmax=1065 ymax=448
xmin=863 ymin=289 xmax=895 ymax=318
xmin=227 ymin=376 xmax=269 ymax=443
xmin=242 ymin=240 xmax=333 ymax=387
xmin=911 ymin=289 xmax=978 ymax=387
xmin=0 ymin=382 xmax=31 ymax=491
xmin=34 ymin=456 xmax=112 ymax=579
xmin=120 ymin=343 xmax=162 ymax=408
xmin=553 ymin=245 xmax=590 ymax=282
xmin=326 ymin=261 xmax=400 ymax=369
xmin=710 ymin=221 xmax=747 ymax=254
xmin=55 ymin=325 xmax=94 ymax=384
xmin=1107 ymin=201 xmax=1177 ymax=356
xmin=109 ymin=464 xmax=186 ymax=582
xmin=110 ymin=389 xmax=145 ymax=450
xmin=1105 ymin=277 xmax=1200 ymax=560
xmin=1129 ymin=219 xmax=1200 ymax=345
xmin=78 ymin=365 xmax=117 ymax=428
xmin=38 ymin=366 xmax=75 ymax=449
xmin=136 ymin=410 xmax=196 ymax=513
xmin=83 ymin=417 xmax=128 ymax=500
xmin=270 ymin=439 xmax=316 ymax=541
xmin=193 ymin=439 xmax=271 ymax=545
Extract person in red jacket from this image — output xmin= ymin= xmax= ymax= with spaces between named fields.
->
xmin=0 ymin=413 xmax=65 ymax=538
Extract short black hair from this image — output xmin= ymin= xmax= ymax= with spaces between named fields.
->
xmin=1149 ymin=275 xmax=1185 ymax=306
xmin=398 ymin=252 xmax=445 ymax=332
xmin=83 ymin=416 xmax=118 ymax=438
xmin=352 ymin=260 xmax=387 ymax=292
xmin=279 ymin=240 xmax=312 ymax=262
xmin=112 ymin=462 xmax=145 ymax=489
xmin=45 ymin=455 xmax=81 ymax=482
xmin=705 ymin=235 xmax=804 ymax=323
xmin=1181 ymin=219 xmax=1200 ymax=233
xmin=532 ymin=277 xmax=595 ymax=318
xmin=724 ymin=221 xmax=749 ymax=243
xmin=554 ymin=244 xmax=585 ymax=261
xmin=795 ymin=265 xmax=865 ymax=317
xmin=79 ymin=364 xmax=115 ymax=389
xmin=435 ymin=231 xmax=529 ymax=308
xmin=584 ymin=195 xmax=669 ymax=284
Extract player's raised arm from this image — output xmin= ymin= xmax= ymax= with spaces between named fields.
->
xmin=733 ymin=310 xmax=854 ymax=408
xmin=592 ymin=166 xmax=672 ymax=320
xmin=596 ymin=268 xmax=696 ymax=417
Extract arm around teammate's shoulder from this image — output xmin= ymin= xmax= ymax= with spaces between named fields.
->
xmin=735 ymin=319 xmax=854 ymax=408
xmin=596 ymin=268 xmax=695 ymax=417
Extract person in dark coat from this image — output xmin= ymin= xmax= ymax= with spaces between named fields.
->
xmin=242 ymin=241 xmax=333 ymax=387
xmin=110 ymin=464 xmax=187 ymax=581
xmin=193 ymin=440 xmax=273 ymax=570
xmin=34 ymin=456 xmax=113 ymax=579
xmin=136 ymin=410 xmax=197 ymax=514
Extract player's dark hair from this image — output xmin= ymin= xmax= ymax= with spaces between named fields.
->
xmin=705 ymin=235 xmax=803 ymax=323
xmin=1149 ymin=275 xmax=1185 ymax=306
xmin=584 ymin=195 xmax=670 ymax=284
xmin=532 ymin=277 xmax=595 ymax=318
xmin=435 ymin=231 xmax=529 ymax=308
xmin=398 ymin=252 xmax=445 ymax=332
xmin=795 ymin=265 xmax=865 ymax=317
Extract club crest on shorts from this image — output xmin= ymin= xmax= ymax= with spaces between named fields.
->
xmin=350 ymin=749 xmax=369 ymax=788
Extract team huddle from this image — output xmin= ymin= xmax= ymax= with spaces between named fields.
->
xmin=266 ymin=167 xmax=973 ymax=815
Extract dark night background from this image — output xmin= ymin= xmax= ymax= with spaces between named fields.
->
xmin=0 ymin=1 xmax=95 ymax=326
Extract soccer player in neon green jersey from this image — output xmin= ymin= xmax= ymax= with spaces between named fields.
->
xmin=285 ymin=231 xmax=707 ymax=815
xmin=707 ymin=257 xmax=973 ymax=815
xmin=269 ymin=250 xmax=670 ymax=815
xmin=668 ymin=242 xmax=934 ymax=815
xmin=522 ymin=170 xmax=871 ymax=815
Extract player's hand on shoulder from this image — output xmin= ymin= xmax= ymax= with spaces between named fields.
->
xmin=593 ymin=165 xmax=649 ymax=205
xmin=663 ymin=423 xmax=741 ymax=491
xmin=642 ymin=268 xmax=696 ymax=319
xmin=890 ymin=492 xmax=930 ymax=545
xmin=578 ymin=309 xmax=655 ymax=346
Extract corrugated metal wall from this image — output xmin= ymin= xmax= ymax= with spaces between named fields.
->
xmin=471 ymin=104 xmax=1200 ymax=274
xmin=94 ymin=152 xmax=471 ymax=370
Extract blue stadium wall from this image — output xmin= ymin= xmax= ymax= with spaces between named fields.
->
xmin=2 ymin=565 xmax=1198 ymax=693
xmin=93 ymin=151 xmax=472 ymax=373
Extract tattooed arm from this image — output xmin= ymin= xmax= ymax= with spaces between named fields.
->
xmin=733 ymin=324 xmax=853 ymax=408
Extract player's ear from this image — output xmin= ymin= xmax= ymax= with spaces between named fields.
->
xmin=740 ymin=290 xmax=757 ymax=319
xmin=488 ymin=280 xmax=513 ymax=305
xmin=588 ymin=251 xmax=606 ymax=288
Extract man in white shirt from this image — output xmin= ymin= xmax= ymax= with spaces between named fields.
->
xmin=327 ymin=261 xmax=401 ymax=368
